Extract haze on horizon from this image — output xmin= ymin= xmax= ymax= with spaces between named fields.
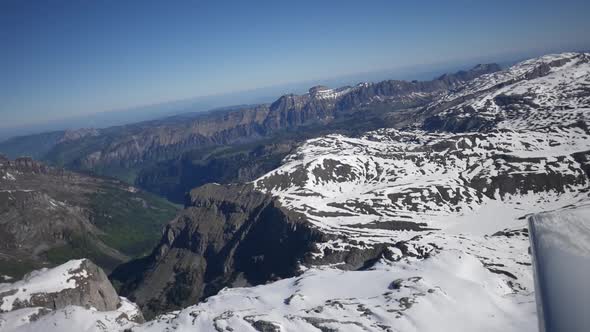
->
xmin=1 ymin=0 xmax=589 ymax=129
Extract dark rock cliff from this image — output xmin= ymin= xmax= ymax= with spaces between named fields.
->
xmin=111 ymin=182 xmax=407 ymax=319
xmin=111 ymin=183 xmax=326 ymax=319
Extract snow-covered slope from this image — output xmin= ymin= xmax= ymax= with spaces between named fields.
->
xmin=0 ymin=299 xmax=141 ymax=332
xmin=256 ymin=127 xmax=589 ymax=237
xmin=139 ymin=249 xmax=535 ymax=332
xmin=424 ymin=52 xmax=590 ymax=131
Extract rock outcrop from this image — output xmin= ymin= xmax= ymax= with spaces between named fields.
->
xmin=0 ymin=259 xmax=120 ymax=312
xmin=112 ymin=181 xmax=408 ymax=319
xmin=0 ymin=259 xmax=144 ymax=331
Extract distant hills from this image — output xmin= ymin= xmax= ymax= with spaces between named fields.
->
xmin=0 ymin=54 xmax=516 ymax=142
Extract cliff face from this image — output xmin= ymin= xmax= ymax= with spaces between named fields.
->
xmin=111 ymin=181 xmax=407 ymax=319
xmin=111 ymin=183 xmax=326 ymax=319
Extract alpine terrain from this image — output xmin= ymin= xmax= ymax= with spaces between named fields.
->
xmin=2 ymin=52 xmax=590 ymax=331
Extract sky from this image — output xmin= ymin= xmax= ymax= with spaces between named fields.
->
xmin=1 ymin=0 xmax=590 ymax=129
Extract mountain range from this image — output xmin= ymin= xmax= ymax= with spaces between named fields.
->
xmin=1 ymin=52 xmax=589 ymax=331
xmin=0 ymin=63 xmax=500 ymax=202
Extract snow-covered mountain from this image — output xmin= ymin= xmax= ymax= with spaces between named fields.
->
xmin=134 ymin=52 xmax=589 ymax=331
xmin=2 ymin=52 xmax=590 ymax=331
xmin=422 ymin=52 xmax=590 ymax=132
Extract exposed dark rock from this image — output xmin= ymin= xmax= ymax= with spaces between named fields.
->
xmin=301 ymin=316 xmax=367 ymax=332
xmin=246 ymin=318 xmax=282 ymax=332
xmin=486 ymin=267 xmax=518 ymax=279
xmin=111 ymin=183 xmax=326 ymax=319
xmin=572 ymin=150 xmax=590 ymax=177
xmin=388 ymin=279 xmax=404 ymax=290
xmin=468 ymin=155 xmax=587 ymax=198
xmin=422 ymin=107 xmax=499 ymax=133
xmin=491 ymin=228 xmax=529 ymax=238
xmin=311 ymin=242 xmax=393 ymax=270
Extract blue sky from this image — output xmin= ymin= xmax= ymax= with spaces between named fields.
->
xmin=1 ymin=0 xmax=589 ymax=128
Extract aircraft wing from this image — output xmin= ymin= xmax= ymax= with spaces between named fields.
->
xmin=528 ymin=205 xmax=590 ymax=332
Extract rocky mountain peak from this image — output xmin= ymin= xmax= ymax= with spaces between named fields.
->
xmin=471 ymin=63 xmax=502 ymax=73
xmin=436 ymin=62 xmax=501 ymax=84
xmin=423 ymin=52 xmax=590 ymax=132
